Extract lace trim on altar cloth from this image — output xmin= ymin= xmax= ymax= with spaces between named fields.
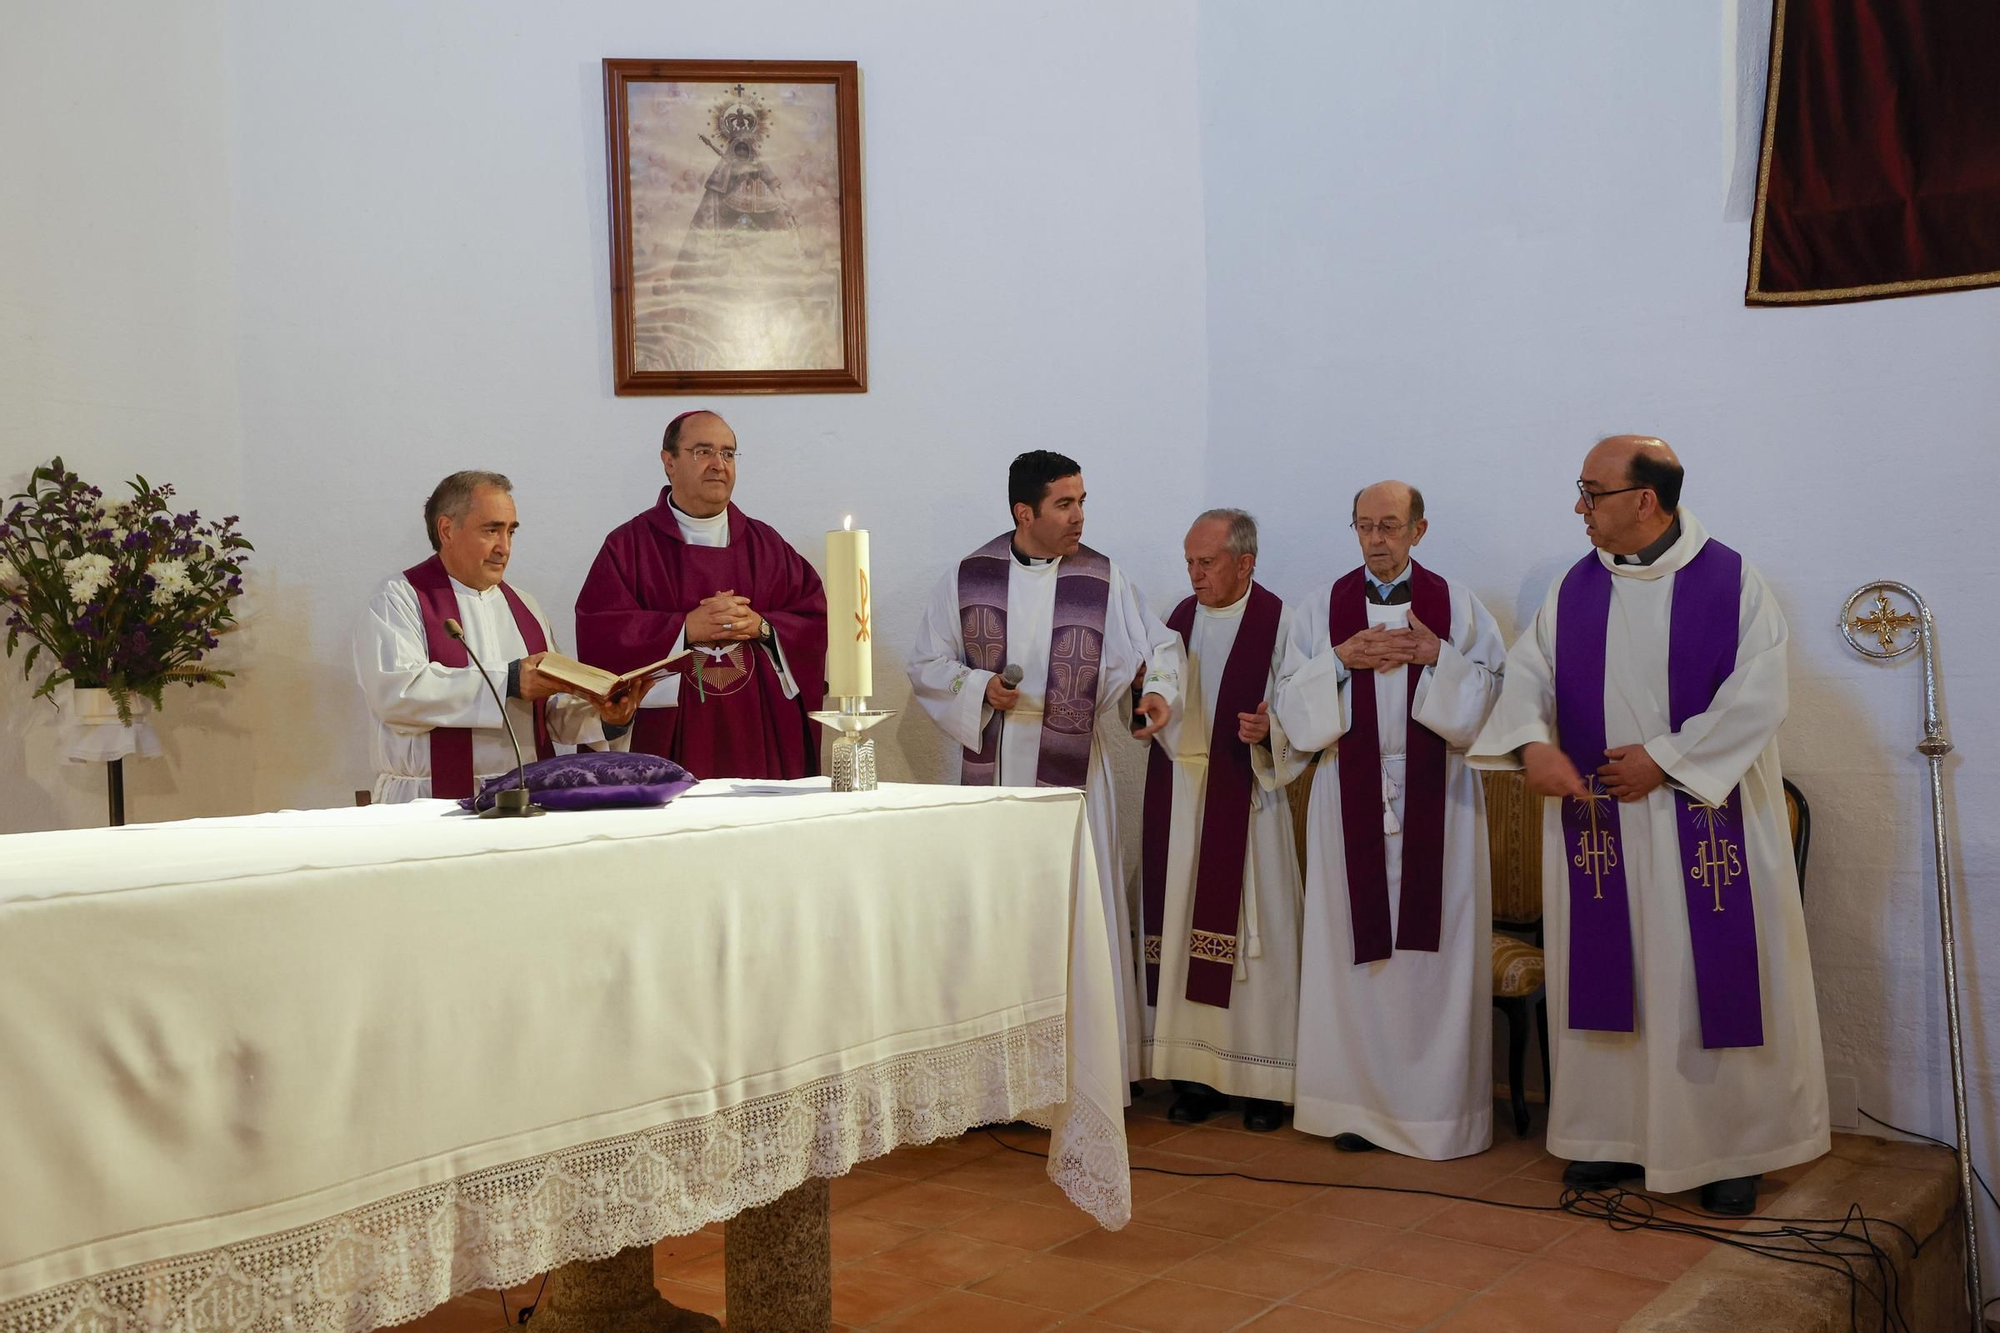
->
xmin=0 ymin=1015 xmax=1129 ymax=1333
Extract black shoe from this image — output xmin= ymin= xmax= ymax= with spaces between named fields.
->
xmin=1130 ymin=1081 xmax=1146 ymax=1102
xmin=1167 ymin=1084 xmax=1227 ymax=1125
xmin=1699 ymin=1175 xmax=1760 ymax=1215
xmin=1242 ymin=1100 xmax=1285 ymax=1133
xmin=1332 ymin=1133 xmax=1378 ymax=1153
xmin=1561 ymin=1159 xmax=1645 ymax=1189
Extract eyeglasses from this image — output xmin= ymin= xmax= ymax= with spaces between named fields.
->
xmin=1575 ymin=480 xmax=1647 ymax=511
xmin=685 ymin=446 xmax=740 ymax=464
xmin=1350 ymin=520 xmax=1407 ymax=538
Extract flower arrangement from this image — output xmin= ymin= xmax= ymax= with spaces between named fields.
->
xmin=0 ymin=458 xmax=252 ymax=723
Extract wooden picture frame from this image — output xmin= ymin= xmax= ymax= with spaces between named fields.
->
xmin=603 ymin=58 xmax=866 ymax=394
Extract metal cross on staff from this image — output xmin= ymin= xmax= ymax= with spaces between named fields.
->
xmin=1838 ymin=581 xmax=1980 ymax=1322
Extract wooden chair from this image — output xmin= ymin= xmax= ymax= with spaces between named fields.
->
xmin=1483 ymin=769 xmax=1548 ymax=1139
xmin=1783 ymin=777 xmax=1810 ymax=896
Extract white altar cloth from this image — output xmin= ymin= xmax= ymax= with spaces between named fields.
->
xmin=0 ymin=780 xmax=1130 ymax=1333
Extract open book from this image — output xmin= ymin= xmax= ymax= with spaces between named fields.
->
xmin=535 ymin=648 xmax=689 ymax=699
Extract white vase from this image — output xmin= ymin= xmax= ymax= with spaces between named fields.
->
xmin=68 ymin=687 xmax=152 ymax=725
xmin=70 ymin=687 xmax=121 ymax=725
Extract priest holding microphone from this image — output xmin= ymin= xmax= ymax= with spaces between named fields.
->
xmin=905 ymin=450 xmax=1184 ymax=1092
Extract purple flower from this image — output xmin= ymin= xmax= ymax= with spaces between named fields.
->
xmin=123 ymin=532 xmax=150 ymax=551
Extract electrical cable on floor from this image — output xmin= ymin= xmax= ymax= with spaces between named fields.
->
xmin=1858 ymin=1106 xmax=1999 ymax=1326
xmin=984 ymin=1125 xmax=1935 ymax=1333
xmin=497 ymin=1270 xmax=549 ymax=1327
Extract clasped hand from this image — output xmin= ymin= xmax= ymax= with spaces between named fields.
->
xmin=684 ymin=589 xmax=766 ymax=646
xmin=1334 ymin=612 xmax=1442 ymax=673
xmin=1520 ymin=740 xmax=1666 ymax=803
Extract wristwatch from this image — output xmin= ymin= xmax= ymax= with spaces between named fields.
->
xmin=757 ymin=619 xmax=774 ymax=646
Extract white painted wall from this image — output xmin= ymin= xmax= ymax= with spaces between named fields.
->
xmin=0 ymin=0 xmax=1210 ymax=825
xmin=6 ymin=0 xmax=1996 ymax=1297
xmin=0 ymin=0 xmax=254 ymax=829
xmin=1196 ymin=0 xmax=2000 ymax=1289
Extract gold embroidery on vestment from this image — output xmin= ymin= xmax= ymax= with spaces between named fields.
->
xmin=1187 ymin=930 xmax=1237 ymax=965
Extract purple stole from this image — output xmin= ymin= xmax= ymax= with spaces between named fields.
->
xmin=1327 ymin=562 xmax=1453 ymax=963
xmin=1554 ymin=539 xmax=1764 ymax=1049
xmin=956 ymin=533 xmax=1111 ymax=788
xmin=1139 ymin=584 xmax=1284 ymax=1009
xmin=402 ymin=555 xmax=555 ymax=800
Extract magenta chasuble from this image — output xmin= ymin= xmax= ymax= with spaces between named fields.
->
xmin=575 ymin=489 xmax=827 ymax=780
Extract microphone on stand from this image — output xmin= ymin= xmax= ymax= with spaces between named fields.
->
xmin=445 ymin=618 xmax=544 ymax=818
xmin=995 ymin=664 xmax=1024 ymax=787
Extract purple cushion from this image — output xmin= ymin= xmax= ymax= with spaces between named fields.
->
xmin=461 ymin=751 xmax=698 ymax=812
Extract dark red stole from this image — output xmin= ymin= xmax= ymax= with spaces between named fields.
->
xmin=1140 ymin=584 xmax=1283 ymax=1008
xmin=1327 ymin=561 xmax=1452 ymax=963
xmin=402 ymin=554 xmax=554 ymax=799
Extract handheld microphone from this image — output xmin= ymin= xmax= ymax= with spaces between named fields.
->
xmin=992 ymin=664 xmax=1025 ymax=788
xmin=445 ymin=617 xmax=544 ymax=818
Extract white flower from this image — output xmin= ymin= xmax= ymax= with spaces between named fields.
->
xmin=148 ymin=558 xmax=193 ymax=606
xmin=63 ymin=552 xmax=114 ymax=603
xmin=0 ymin=557 xmax=20 ymax=592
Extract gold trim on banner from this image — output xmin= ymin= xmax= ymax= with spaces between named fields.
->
xmin=1747 ymin=0 xmax=2000 ymax=305
xmin=1143 ymin=934 xmax=1162 ymax=964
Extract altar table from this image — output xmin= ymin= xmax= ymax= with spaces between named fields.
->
xmin=0 ymin=780 xmax=1131 ymax=1333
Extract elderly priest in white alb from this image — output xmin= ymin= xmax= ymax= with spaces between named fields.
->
xmin=906 ymin=450 xmax=1183 ymax=1092
xmin=353 ymin=471 xmax=635 ymax=804
xmin=1468 ymin=436 xmax=1828 ymax=1215
xmin=1273 ymin=481 xmax=1505 ymax=1159
xmin=1139 ymin=509 xmax=1303 ymax=1132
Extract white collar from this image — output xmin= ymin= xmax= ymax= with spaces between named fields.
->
xmin=447 ymin=572 xmax=500 ymax=601
xmin=1600 ymin=509 xmax=1707 ymax=582
xmin=669 ymin=496 xmax=730 ymax=537
xmin=1196 ymin=586 xmax=1252 ymax=620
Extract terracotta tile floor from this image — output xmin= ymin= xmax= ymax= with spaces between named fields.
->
xmin=396 ymin=1090 xmax=1824 ymax=1332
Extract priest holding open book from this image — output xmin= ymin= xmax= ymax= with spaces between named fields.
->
xmin=575 ymin=411 xmax=828 ymax=779
xmin=352 ymin=471 xmax=640 ymax=804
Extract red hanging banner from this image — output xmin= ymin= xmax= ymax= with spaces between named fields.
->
xmin=1748 ymin=0 xmax=2000 ymax=305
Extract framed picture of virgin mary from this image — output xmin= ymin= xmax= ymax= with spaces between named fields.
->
xmin=603 ymin=59 xmax=866 ymax=394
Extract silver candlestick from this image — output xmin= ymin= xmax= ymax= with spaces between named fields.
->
xmin=1839 ymin=581 xmax=1980 ymax=1323
xmin=808 ymin=696 xmax=895 ymax=792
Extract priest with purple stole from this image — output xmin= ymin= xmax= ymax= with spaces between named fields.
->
xmin=1273 ymin=481 xmax=1506 ymax=1160
xmin=575 ymin=411 xmax=828 ymax=779
xmin=1469 ymin=436 xmax=1828 ymax=1214
xmin=353 ymin=471 xmax=636 ymax=804
xmin=1138 ymin=510 xmax=1303 ymax=1132
xmin=906 ymin=450 xmax=1184 ymax=1090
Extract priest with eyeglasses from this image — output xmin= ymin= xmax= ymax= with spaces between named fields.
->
xmin=1272 ymin=481 xmax=1506 ymax=1159
xmin=575 ymin=411 xmax=828 ymax=779
xmin=1468 ymin=436 xmax=1828 ymax=1214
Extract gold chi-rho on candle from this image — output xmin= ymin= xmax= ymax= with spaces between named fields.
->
xmin=825 ymin=516 xmax=872 ymax=699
